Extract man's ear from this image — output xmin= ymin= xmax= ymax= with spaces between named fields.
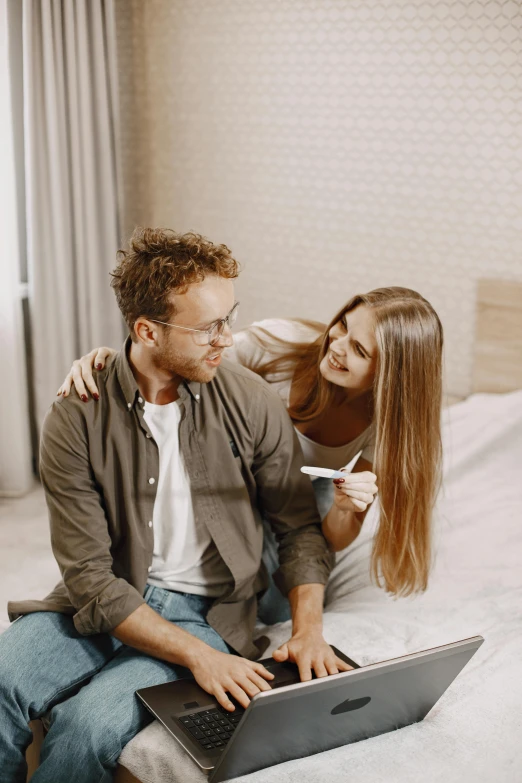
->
xmin=134 ymin=318 xmax=158 ymax=346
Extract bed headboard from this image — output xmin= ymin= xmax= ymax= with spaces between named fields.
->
xmin=472 ymin=279 xmax=522 ymax=394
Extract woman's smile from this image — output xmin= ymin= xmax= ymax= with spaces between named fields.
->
xmin=327 ymin=351 xmax=348 ymax=372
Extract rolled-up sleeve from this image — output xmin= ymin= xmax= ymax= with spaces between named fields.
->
xmin=39 ymin=402 xmax=145 ymax=635
xmin=251 ymin=388 xmax=333 ymax=596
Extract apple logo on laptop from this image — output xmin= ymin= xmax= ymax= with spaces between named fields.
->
xmin=331 ymin=696 xmax=371 ymax=715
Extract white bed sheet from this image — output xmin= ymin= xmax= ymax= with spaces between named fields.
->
xmin=120 ymin=391 xmax=522 ymax=783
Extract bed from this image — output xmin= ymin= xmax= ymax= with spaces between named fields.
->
xmin=115 ymin=389 xmax=522 ymax=783
xmin=18 ymin=279 xmax=522 ymax=782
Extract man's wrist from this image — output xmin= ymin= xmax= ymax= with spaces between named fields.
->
xmin=179 ymin=637 xmax=215 ymax=670
xmin=291 ymin=621 xmax=323 ymax=636
xmin=288 ymin=583 xmax=325 ymax=634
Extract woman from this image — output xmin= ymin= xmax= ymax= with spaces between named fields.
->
xmin=58 ymin=287 xmax=443 ymax=622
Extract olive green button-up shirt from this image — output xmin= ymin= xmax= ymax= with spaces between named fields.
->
xmin=8 ymin=342 xmax=332 ymax=658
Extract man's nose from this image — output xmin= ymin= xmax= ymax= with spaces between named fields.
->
xmin=217 ymin=323 xmax=234 ymax=347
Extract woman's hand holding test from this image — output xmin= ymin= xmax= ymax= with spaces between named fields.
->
xmin=332 ymin=468 xmax=378 ymax=514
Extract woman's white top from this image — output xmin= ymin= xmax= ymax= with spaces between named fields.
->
xmin=225 ymin=318 xmax=375 ymax=474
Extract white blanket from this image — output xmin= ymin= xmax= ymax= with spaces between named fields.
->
xmin=120 ymin=391 xmax=522 ymax=783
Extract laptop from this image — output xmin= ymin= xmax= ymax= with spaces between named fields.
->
xmin=137 ymin=636 xmax=483 ymax=782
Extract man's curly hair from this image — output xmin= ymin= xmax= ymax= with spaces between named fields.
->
xmin=111 ymin=227 xmax=239 ymax=339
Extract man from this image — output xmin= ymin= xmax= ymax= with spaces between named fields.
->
xmin=0 ymin=228 xmax=350 ymax=783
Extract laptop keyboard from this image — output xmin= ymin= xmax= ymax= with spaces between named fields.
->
xmin=177 ymin=704 xmax=245 ymax=753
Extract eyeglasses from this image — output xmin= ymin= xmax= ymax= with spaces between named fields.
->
xmin=149 ymin=302 xmax=240 ymax=347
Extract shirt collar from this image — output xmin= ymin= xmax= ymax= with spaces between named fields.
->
xmin=178 ymin=379 xmax=202 ymax=403
xmin=115 ymin=337 xmax=202 ymax=409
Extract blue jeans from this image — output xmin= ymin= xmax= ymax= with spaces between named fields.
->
xmin=0 ymin=585 xmax=232 ymax=783
xmin=257 ymin=477 xmax=334 ymax=626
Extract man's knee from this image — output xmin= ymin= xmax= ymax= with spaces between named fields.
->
xmin=0 ymin=625 xmax=40 ymax=713
xmin=47 ymin=686 xmax=147 ymax=766
xmin=0 ymin=613 xmax=109 ymax=723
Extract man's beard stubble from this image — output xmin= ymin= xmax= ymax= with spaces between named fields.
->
xmin=155 ymin=341 xmax=219 ymax=384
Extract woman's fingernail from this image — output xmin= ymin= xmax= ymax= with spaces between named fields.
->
xmin=81 ymin=395 xmax=88 ymax=402
xmin=333 ymin=478 xmax=345 ymax=484
xmin=93 ymin=393 xmax=99 ymax=401
xmin=96 ymin=364 xmax=103 ymax=370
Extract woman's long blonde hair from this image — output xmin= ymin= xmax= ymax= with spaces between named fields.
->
xmin=244 ymin=287 xmax=443 ymax=596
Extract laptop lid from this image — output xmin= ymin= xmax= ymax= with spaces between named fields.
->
xmin=209 ymin=636 xmax=484 ymax=783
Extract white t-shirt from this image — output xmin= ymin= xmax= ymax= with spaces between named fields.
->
xmin=144 ymin=400 xmax=231 ymax=597
xmin=225 ymin=318 xmax=375 ymax=473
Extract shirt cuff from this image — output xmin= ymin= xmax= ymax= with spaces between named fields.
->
xmin=273 ymin=550 xmax=335 ymax=597
xmin=73 ymin=578 xmax=146 ymax=635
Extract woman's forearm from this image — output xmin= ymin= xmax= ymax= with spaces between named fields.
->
xmin=321 ymin=504 xmax=364 ymax=552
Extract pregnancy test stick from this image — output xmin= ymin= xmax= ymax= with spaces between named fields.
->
xmin=300 ymin=450 xmax=363 ymax=480
xmin=300 ymin=467 xmax=345 ymax=479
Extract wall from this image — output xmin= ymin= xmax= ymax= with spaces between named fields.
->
xmin=115 ymin=0 xmax=522 ymax=397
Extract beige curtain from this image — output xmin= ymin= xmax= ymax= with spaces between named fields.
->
xmin=0 ymin=0 xmax=33 ymax=495
xmin=23 ymin=0 xmax=124 ymax=432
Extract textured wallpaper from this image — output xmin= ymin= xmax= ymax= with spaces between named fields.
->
xmin=115 ymin=0 xmax=522 ymax=397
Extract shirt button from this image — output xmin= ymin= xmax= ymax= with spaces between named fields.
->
xmin=195 ymin=394 xmax=200 ymax=401
xmin=148 ymin=520 xmax=153 ymax=528
xmin=146 ymin=433 xmax=152 ymax=439
xmin=138 ymin=397 xmax=143 ymax=403
xmin=148 ymin=566 xmax=152 ymax=573
xmin=127 ymin=402 xmax=132 ymax=409
xmin=148 ymin=477 xmax=155 ymax=485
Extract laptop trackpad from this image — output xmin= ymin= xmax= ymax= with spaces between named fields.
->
xmin=261 ymin=646 xmax=360 ymax=689
xmin=263 ymin=660 xmax=305 ymax=688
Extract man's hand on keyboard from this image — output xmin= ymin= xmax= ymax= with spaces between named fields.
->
xmin=272 ymin=629 xmax=353 ymax=682
xmin=188 ymin=647 xmax=275 ymax=712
